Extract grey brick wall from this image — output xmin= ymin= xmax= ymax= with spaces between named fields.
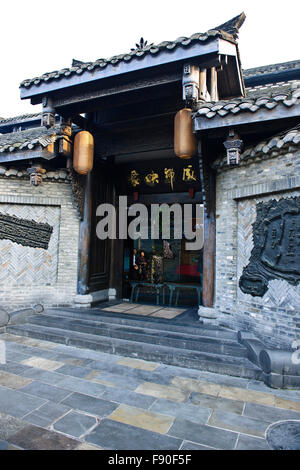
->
xmin=0 ymin=178 xmax=80 ymax=311
xmin=215 ymin=149 xmax=300 ymax=349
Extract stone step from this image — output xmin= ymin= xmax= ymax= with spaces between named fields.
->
xmin=27 ymin=314 xmax=247 ymax=358
xmin=7 ymin=323 xmax=262 ymax=380
xmin=45 ymin=307 xmax=238 ymax=340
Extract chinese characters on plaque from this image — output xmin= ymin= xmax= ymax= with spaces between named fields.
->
xmin=128 ymin=164 xmax=198 ymax=192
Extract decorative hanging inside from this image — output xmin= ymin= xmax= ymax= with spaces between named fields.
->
xmin=73 ymin=131 xmax=94 ymax=175
xmin=174 ymin=108 xmax=197 ymax=159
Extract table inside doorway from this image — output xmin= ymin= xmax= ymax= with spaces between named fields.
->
xmin=130 ymin=279 xmax=202 ymax=307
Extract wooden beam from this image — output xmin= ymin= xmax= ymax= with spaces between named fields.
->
xmin=53 ymin=72 xmax=182 ymax=109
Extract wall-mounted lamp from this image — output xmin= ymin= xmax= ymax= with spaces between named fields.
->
xmin=223 ymin=129 xmax=243 ymax=165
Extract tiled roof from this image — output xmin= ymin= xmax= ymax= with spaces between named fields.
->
xmin=195 ymin=80 xmax=300 ymax=119
xmin=243 ymin=60 xmax=300 ymax=78
xmin=0 ymin=113 xmax=41 ymax=125
xmin=213 ymin=124 xmax=300 ymax=169
xmin=20 ymin=13 xmax=245 ymax=90
xmin=0 ymin=164 xmax=69 ymax=181
xmin=0 ymin=126 xmax=59 ymax=154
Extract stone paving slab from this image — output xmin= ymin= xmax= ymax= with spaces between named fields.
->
xmin=243 ymin=402 xmax=300 ymax=423
xmin=135 ymin=381 xmax=190 ymax=402
xmin=91 ymin=371 xmax=144 ymax=391
xmin=0 ymin=385 xmax=47 ymax=418
xmin=55 ymin=364 xmax=95 ymax=379
xmin=61 ymin=392 xmax=119 ymax=417
xmin=0 ymin=361 xmax=33 ymax=376
xmin=21 ymin=368 xmax=107 ymax=397
xmin=52 ymin=410 xmax=97 ymax=438
xmin=189 ymin=392 xmax=244 ymax=415
xmin=21 ymin=356 xmax=64 ymax=371
xmin=8 ymin=424 xmax=80 ymax=450
xmin=247 ymin=380 xmax=300 ymax=402
xmin=85 ymin=419 xmax=182 ymax=450
xmin=6 ymin=350 xmax=31 ymax=363
xmin=51 ymin=354 xmax=94 ymax=367
xmin=116 ymin=357 xmax=159 ymax=372
xmin=180 ymin=441 xmax=216 ymax=450
xmin=171 ymin=376 xmax=222 ymax=395
xmin=0 ymin=411 xmax=28 ymax=441
xmin=168 ymin=417 xmax=238 ymax=449
xmin=208 ymin=410 xmax=270 ymax=438
xmin=5 ymin=343 xmax=58 ymax=360
xmin=108 ymin=403 xmax=174 ymax=434
xmin=236 ymin=434 xmax=271 ymax=450
xmin=149 ymin=398 xmax=211 ymax=424
xmin=0 ymin=370 xmax=32 ymax=390
xmin=23 ymin=402 xmax=71 ymax=428
xmin=0 ymin=333 xmax=300 ymax=450
xmin=100 ymin=387 xmax=156 ymax=409
xmin=19 ymin=380 xmax=73 ymax=403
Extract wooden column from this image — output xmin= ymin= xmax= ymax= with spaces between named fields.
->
xmin=202 ymin=174 xmax=216 ymax=307
xmin=199 ymin=68 xmax=207 ymax=101
xmin=77 ymin=171 xmax=93 ymax=294
xmin=210 ymin=67 xmax=219 ymax=102
xmin=109 ymin=183 xmax=124 ymax=298
xmin=198 ymin=142 xmax=216 ymax=307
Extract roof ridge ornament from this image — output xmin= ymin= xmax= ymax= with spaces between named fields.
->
xmin=131 ymin=37 xmax=153 ymax=52
xmin=212 ymin=11 xmax=246 ymax=39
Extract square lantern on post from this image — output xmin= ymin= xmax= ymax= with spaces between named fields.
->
xmin=223 ymin=129 xmax=243 ymax=165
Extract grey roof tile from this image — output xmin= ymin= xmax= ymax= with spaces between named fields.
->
xmin=195 ymin=80 xmax=300 ymax=120
xmin=20 ymin=14 xmax=245 ymax=89
xmin=0 ymin=126 xmax=59 ymax=154
xmin=0 ymin=113 xmax=41 ymax=125
xmin=243 ymin=60 xmax=300 ymax=78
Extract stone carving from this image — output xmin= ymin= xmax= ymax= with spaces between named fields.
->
xmin=0 ymin=213 xmax=53 ymax=249
xmin=239 ymin=197 xmax=300 ymax=297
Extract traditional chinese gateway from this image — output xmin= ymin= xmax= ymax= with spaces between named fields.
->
xmin=0 ymin=13 xmax=299 ymax=388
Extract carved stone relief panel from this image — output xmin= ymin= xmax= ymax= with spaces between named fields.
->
xmin=0 ymin=204 xmax=60 ymax=285
xmin=238 ymin=196 xmax=300 ymax=298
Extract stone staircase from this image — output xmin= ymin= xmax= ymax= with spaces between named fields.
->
xmin=7 ymin=307 xmax=263 ymax=380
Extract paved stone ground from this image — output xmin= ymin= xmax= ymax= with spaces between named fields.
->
xmin=0 ymin=332 xmax=300 ymax=450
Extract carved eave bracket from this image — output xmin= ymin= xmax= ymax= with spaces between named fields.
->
xmin=68 ymin=166 xmax=85 ymax=220
xmin=41 ymin=96 xmax=56 ymax=129
xmin=182 ymin=64 xmax=200 ymax=106
xmin=27 ymin=163 xmax=47 ymax=186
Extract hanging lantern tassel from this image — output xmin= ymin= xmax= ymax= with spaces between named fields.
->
xmin=174 ymin=108 xmax=197 ymax=159
xmin=73 ymin=131 xmax=94 ymax=175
